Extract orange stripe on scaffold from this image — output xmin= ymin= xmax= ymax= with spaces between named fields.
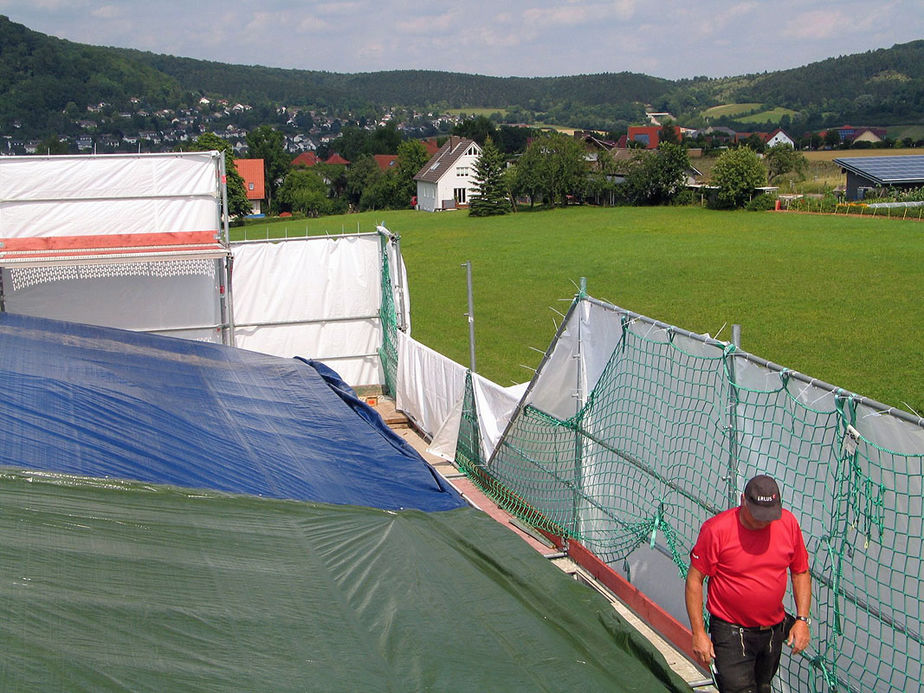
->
xmin=0 ymin=231 xmax=219 ymax=252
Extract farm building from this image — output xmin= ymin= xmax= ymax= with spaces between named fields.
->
xmin=833 ymin=155 xmax=924 ymax=200
xmin=414 ymin=137 xmax=481 ymax=212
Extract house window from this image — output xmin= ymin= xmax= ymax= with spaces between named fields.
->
xmin=454 ymin=187 xmax=467 ymax=204
xmin=248 ymin=182 xmax=254 ymax=190
xmin=456 ymin=166 xmax=468 ymax=177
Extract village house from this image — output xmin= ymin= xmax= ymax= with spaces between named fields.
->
xmin=626 ymin=125 xmax=682 ymax=149
xmin=765 ymin=129 xmax=795 ymax=147
xmin=413 ymin=137 xmax=482 ymax=212
xmin=233 ymin=158 xmax=266 ymax=216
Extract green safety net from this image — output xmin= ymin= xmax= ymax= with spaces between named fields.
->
xmin=456 ymin=295 xmax=923 ymax=693
xmin=0 ymin=470 xmax=690 ymax=693
xmin=378 ymin=232 xmax=399 ymax=398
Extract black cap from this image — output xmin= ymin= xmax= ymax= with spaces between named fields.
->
xmin=744 ymin=475 xmax=782 ymax=522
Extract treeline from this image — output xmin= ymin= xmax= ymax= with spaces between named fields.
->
xmin=1 ymin=13 xmax=922 ymax=139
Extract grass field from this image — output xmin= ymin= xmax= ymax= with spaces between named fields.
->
xmin=702 ymin=103 xmax=763 ymax=119
xmin=734 ymin=107 xmax=801 ymax=124
xmin=236 ymin=206 xmax=923 ymax=416
xmin=803 ymin=147 xmax=920 ymax=162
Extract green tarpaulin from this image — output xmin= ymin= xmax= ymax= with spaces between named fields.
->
xmin=0 ymin=470 xmax=690 ymax=692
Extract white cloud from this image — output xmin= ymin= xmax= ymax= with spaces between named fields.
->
xmin=784 ymin=9 xmax=876 ymax=40
xmin=400 ymin=8 xmax=462 ymax=36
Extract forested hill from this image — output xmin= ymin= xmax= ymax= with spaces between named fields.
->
xmin=682 ymin=40 xmax=924 ymax=124
xmin=1 ymin=13 xmax=921 ymax=138
xmin=122 ymin=51 xmax=673 ymax=111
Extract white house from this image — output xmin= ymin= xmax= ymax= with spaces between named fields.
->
xmin=766 ymin=129 xmax=795 ymax=148
xmin=413 ymin=137 xmax=482 ymax=212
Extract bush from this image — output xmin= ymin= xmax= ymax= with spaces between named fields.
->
xmin=709 ymin=147 xmax=766 ymax=209
xmin=746 ymin=194 xmax=777 ymax=211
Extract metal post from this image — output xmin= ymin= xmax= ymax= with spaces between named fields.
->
xmin=462 ymin=261 xmax=476 ymax=373
xmin=573 ymin=277 xmax=587 ymax=537
xmin=394 ymin=235 xmax=408 ymax=332
xmin=218 ymin=153 xmax=230 ymax=247
xmin=216 ymin=153 xmax=235 ymax=346
xmin=726 ymin=323 xmax=742 ymax=509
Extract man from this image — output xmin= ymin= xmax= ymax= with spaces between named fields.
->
xmin=685 ymin=474 xmax=811 ymax=693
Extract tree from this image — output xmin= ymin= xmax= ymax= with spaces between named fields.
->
xmin=658 ymin=119 xmax=680 ymax=145
xmin=395 ymin=139 xmax=429 ymax=206
xmin=185 ymin=132 xmax=250 ymax=219
xmin=344 ymin=155 xmax=383 ymax=209
xmin=469 ymin=138 xmax=511 ymax=216
xmin=764 ymin=144 xmax=807 ymax=183
xmin=38 ymin=134 xmax=69 ymax=155
xmin=585 ymin=148 xmax=622 ymax=206
xmin=623 ymin=142 xmax=690 ymax=205
xmin=246 ymin=125 xmax=289 ymax=214
xmin=452 ymin=115 xmax=497 ymax=146
xmin=277 ymin=168 xmax=331 ymax=216
xmin=513 ymin=132 xmax=588 ymax=206
xmin=711 ymin=147 xmax=766 ymax=209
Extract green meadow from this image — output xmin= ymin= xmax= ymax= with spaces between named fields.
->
xmin=235 ymin=207 xmax=923 ymax=416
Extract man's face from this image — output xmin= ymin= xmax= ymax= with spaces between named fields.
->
xmin=739 ymin=494 xmax=773 ymax=530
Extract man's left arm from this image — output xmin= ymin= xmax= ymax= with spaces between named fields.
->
xmin=788 ymin=569 xmax=812 ymax=654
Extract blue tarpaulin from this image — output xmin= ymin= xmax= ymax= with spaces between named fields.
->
xmin=0 ymin=312 xmax=463 ymax=512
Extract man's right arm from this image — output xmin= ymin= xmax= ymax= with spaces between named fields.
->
xmin=685 ymin=565 xmax=715 ymax=669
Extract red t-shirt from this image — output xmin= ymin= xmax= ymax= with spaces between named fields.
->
xmin=690 ymin=507 xmax=809 ymax=627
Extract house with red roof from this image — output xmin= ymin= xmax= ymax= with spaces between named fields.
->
xmin=233 ymin=158 xmax=266 ymax=216
xmin=291 ymin=152 xmax=320 ymax=168
xmin=291 ymin=152 xmax=350 ymax=167
xmin=374 ymin=154 xmax=399 ymax=172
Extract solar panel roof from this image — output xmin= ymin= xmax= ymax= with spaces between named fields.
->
xmin=833 ymin=155 xmax=924 ymax=184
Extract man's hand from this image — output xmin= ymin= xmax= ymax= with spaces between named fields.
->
xmin=692 ymin=629 xmax=715 ymax=669
xmin=787 ymin=619 xmax=810 ymax=654
xmin=685 ymin=565 xmax=715 ymax=670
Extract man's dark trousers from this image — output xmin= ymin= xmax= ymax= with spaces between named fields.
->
xmin=709 ymin=615 xmax=792 ymax=693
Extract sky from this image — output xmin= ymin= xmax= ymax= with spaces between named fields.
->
xmin=2 ymin=1 xmax=922 ymax=80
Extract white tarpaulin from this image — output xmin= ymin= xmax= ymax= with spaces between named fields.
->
xmin=396 ymin=330 xmax=467 ymax=440
xmin=0 ymin=152 xmax=221 ymax=239
xmin=394 ymin=330 xmax=526 ymax=462
xmin=526 ymin=298 xmax=625 ymax=419
xmin=231 ymin=233 xmax=407 ymax=386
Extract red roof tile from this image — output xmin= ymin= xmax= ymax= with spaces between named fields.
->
xmin=233 ymin=158 xmax=265 ymax=200
xmin=373 ymin=154 xmax=399 ymax=171
xmin=291 ymin=152 xmax=320 ymax=167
